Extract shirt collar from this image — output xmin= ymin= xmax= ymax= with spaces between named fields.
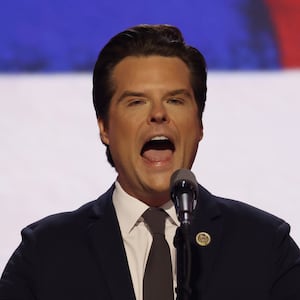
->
xmin=112 ymin=181 xmax=179 ymax=236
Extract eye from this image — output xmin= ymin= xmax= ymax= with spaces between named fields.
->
xmin=167 ymin=98 xmax=184 ymax=105
xmin=127 ymin=99 xmax=146 ymax=106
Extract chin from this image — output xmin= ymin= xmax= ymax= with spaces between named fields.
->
xmin=146 ymin=178 xmax=171 ymax=196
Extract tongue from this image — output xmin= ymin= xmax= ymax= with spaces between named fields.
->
xmin=142 ymin=149 xmax=173 ymax=162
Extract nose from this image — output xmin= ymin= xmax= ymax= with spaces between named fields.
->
xmin=148 ymin=102 xmax=170 ymax=124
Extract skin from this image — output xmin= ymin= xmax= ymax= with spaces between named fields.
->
xmin=98 ymin=55 xmax=203 ymax=207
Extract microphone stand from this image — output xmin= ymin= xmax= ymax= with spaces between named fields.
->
xmin=174 ymin=221 xmax=192 ymax=300
xmin=170 ymin=170 xmax=198 ymax=300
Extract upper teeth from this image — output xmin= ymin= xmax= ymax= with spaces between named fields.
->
xmin=150 ymin=136 xmax=168 ymax=141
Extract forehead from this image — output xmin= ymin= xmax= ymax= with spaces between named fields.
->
xmin=111 ymin=55 xmax=192 ymax=89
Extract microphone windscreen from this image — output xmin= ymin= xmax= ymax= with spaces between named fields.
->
xmin=170 ymin=169 xmax=199 ymax=223
xmin=170 ymin=168 xmax=198 ymax=191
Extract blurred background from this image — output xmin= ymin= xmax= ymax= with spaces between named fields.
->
xmin=1 ymin=0 xmax=300 ymax=273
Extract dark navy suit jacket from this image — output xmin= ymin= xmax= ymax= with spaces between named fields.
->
xmin=1 ymin=184 xmax=300 ymax=299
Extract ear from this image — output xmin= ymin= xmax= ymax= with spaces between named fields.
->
xmin=198 ymin=120 xmax=204 ymax=142
xmin=97 ymin=118 xmax=110 ymax=145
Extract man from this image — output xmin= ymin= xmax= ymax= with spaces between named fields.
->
xmin=0 ymin=24 xmax=300 ymax=300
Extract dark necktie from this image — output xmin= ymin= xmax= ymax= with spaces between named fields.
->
xmin=143 ymin=208 xmax=174 ymax=300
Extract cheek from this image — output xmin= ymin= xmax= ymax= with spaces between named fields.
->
xmin=184 ymin=122 xmax=203 ymax=148
xmin=108 ymin=121 xmax=138 ymax=154
xmin=180 ymin=112 xmax=202 ymax=134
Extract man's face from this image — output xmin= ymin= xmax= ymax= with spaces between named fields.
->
xmin=98 ymin=55 xmax=203 ymax=206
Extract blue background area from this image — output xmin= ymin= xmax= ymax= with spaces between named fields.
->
xmin=0 ymin=0 xmax=280 ymax=71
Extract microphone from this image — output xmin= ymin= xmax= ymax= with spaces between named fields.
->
xmin=170 ymin=169 xmax=198 ymax=225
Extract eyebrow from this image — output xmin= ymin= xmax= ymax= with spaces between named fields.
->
xmin=166 ymin=89 xmax=193 ymax=98
xmin=117 ymin=89 xmax=193 ymax=103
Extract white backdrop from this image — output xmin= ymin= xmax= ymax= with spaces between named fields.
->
xmin=1 ymin=71 xmax=299 ymax=273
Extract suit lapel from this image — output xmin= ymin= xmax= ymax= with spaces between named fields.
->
xmin=190 ymin=185 xmax=223 ymax=294
xmin=85 ymin=184 xmax=223 ymax=298
xmin=87 ymin=186 xmax=136 ymax=300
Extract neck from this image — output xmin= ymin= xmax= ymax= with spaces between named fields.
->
xmin=139 ymin=192 xmax=170 ymax=207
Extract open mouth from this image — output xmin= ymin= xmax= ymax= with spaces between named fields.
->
xmin=141 ymin=136 xmax=175 ymax=162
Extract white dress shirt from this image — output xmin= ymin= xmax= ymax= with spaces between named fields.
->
xmin=112 ymin=181 xmax=179 ymax=300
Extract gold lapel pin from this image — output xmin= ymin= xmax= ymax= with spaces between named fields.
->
xmin=196 ymin=232 xmax=211 ymax=246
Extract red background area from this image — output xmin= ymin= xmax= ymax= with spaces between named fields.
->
xmin=266 ymin=0 xmax=300 ymax=67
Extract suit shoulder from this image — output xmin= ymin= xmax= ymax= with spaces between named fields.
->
xmin=215 ymin=194 xmax=286 ymax=229
xmin=23 ymin=185 xmax=114 ymax=238
xmin=198 ymin=184 xmax=285 ymax=228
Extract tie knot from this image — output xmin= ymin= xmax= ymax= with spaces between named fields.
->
xmin=143 ymin=208 xmax=167 ymax=235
